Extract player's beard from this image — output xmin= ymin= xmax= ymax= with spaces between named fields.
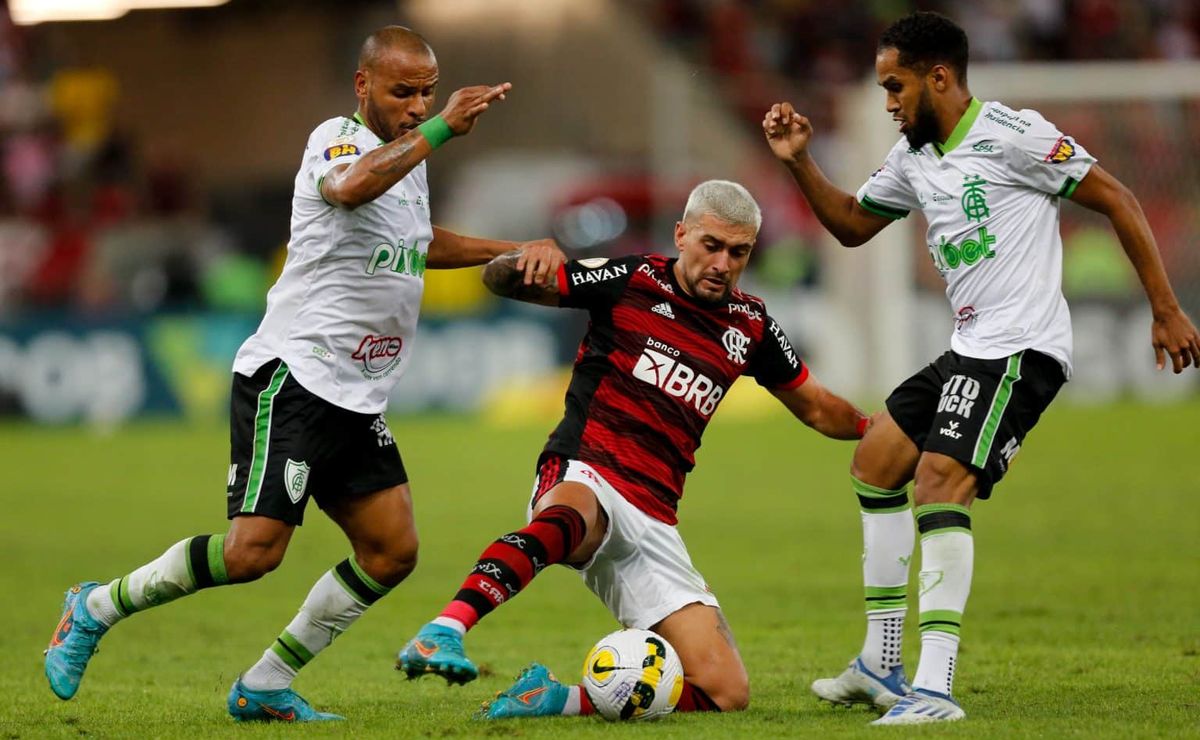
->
xmin=688 ymin=273 xmax=730 ymax=304
xmin=903 ymin=86 xmax=940 ymax=149
xmin=365 ymin=95 xmax=401 ymax=144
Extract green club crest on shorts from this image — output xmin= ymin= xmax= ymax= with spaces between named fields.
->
xmin=285 ymin=459 xmax=310 ymax=504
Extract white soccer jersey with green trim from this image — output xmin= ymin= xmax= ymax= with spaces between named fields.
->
xmin=856 ymin=98 xmax=1095 ymax=377
xmin=234 ymin=114 xmax=433 ymax=413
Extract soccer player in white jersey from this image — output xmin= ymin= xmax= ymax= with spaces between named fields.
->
xmin=43 ymin=26 xmax=563 ymax=722
xmin=762 ymin=11 xmax=1200 ymax=726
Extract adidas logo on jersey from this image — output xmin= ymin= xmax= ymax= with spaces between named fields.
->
xmin=651 ymin=302 xmax=675 ymax=319
xmin=632 ymin=341 xmax=726 ymax=417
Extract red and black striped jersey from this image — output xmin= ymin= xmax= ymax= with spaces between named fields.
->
xmin=544 ymin=254 xmax=808 ymax=525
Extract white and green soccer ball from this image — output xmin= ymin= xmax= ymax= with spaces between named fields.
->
xmin=581 ymin=628 xmax=684 ymax=721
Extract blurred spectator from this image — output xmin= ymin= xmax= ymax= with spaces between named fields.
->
xmin=0 ymin=0 xmax=1196 ymax=316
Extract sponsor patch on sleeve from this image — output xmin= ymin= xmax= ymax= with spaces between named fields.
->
xmin=1044 ymin=136 xmax=1076 ymax=163
xmin=323 ymin=143 xmax=360 ymax=161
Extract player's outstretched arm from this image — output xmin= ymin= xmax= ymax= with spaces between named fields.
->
xmin=769 ymin=374 xmax=869 ymax=440
xmin=762 ymin=102 xmax=892 ymax=247
xmin=482 ymin=248 xmax=564 ymax=306
xmin=322 ymin=83 xmax=513 ymax=210
xmin=427 ymin=227 xmax=563 ymax=279
xmin=1068 ymin=165 xmax=1200 ymax=372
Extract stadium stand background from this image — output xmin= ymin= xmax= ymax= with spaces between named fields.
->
xmin=0 ymin=0 xmax=1197 ymax=422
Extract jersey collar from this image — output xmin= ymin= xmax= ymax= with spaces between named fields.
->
xmin=933 ymin=97 xmax=982 ymax=158
xmin=351 ymin=112 xmax=385 ymax=145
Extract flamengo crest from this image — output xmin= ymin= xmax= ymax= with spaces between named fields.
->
xmin=722 ymin=327 xmax=750 ymax=364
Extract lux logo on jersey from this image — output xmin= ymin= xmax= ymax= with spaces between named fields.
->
xmin=632 ymin=339 xmax=725 ymax=417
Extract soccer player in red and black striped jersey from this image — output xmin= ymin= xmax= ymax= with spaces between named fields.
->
xmin=397 ymin=180 xmax=872 ymax=719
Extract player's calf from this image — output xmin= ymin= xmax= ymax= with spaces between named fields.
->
xmin=398 ymin=504 xmax=587 ymax=683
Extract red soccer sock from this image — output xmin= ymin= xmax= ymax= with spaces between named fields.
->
xmin=439 ymin=505 xmax=586 ymax=631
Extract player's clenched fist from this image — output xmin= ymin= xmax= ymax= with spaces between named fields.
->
xmin=762 ymin=102 xmax=814 ymax=163
xmin=439 ymin=83 xmax=512 ymax=137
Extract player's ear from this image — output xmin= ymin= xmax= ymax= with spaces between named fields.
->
xmin=674 ymin=220 xmax=687 ymax=252
xmin=929 ymin=63 xmax=949 ymax=92
xmin=354 ymin=69 xmax=369 ymax=99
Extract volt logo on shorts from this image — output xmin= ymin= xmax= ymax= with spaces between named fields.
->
xmin=353 ymin=335 xmax=403 ymax=379
xmin=632 ymin=339 xmax=725 ymax=417
xmin=937 ymin=374 xmax=980 ymax=418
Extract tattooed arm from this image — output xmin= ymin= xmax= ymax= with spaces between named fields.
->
xmin=483 ymin=249 xmax=563 ymax=306
xmin=322 ymin=83 xmax=512 ymax=209
xmin=320 ymin=130 xmax=430 ymax=209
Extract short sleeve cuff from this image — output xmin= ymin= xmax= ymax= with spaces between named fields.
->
xmin=859 ymin=196 xmax=909 ymax=220
xmin=775 ymin=363 xmax=809 ymax=391
xmin=556 ymin=263 xmax=570 ymax=298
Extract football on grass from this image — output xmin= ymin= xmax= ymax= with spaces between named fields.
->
xmin=581 ymin=628 xmax=684 ymax=721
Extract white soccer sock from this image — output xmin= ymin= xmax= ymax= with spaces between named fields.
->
xmin=862 ymin=610 xmax=906 ymax=675
xmin=562 ymin=685 xmax=586 ymax=716
xmin=912 ymin=504 xmax=974 ymax=697
xmin=852 ymin=477 xmax=914 ymax=675
xmin=85 ymin=535 xmax=228 ymax=628
xmin=432 ymin=616 xmax=467 ymax=635
xmin=913 ymin=631 xmax=960 ymax=696
xmin=242 ymin=559 xmax=388 ymax=691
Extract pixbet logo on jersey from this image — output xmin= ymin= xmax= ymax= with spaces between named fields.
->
xmin=352 ymin=335 xmax=403 ymax=379
xmin=631 ymin=338 xmax=725 ymax=417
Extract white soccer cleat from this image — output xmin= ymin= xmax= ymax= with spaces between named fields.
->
xmin=811 ymin=656 xmax=910 ymax=709
xmin=870 ymin=688 xmax=965 ymax=725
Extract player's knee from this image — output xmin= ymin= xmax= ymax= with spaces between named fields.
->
xmin=913 ymin=454 xmax=971 ymax=505
xmin=358 ymin=536 xmax=419 ymax=587
xmin=707 ymin=677 xmax=750 ymax=712
xmin=690 ymin=665 xmax=749 ymax=712
xmin=223 ymin=540 xmax=287 ymax=582
xmin=850 ymin=447 xmax=897 ymax=490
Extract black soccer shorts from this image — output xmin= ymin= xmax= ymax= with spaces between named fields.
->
xmin=885 ymin=349 xmax=1065 ymax=498
xmin=226 ymin=359 xmax=408 ymax=525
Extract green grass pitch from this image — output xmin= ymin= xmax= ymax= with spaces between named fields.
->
xmin=1 ymin=399 xmax=1197 ymax=738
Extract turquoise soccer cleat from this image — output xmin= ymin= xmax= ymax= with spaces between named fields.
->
xmin=396 ymin=623 xmax=478 ymax=684
xmin=871 ymin=687 xmax=965 ymax=725
xmin=227 ymin=678 xmax=344 ymax=722
xmin=45 ymin=582 xmax=109 ymax=700
xmin=478 ymin=663 xmax=569 ymax=719
xmin=811 ymin=656 xmax=911 ymax=709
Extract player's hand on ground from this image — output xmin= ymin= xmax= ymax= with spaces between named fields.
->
xmin=515 ymin=239 xmax=565 ymax=286
xmin=763 ymin=103 xmax=813 ymax=162
xmin=1151 ymin=307 xmax=1200 ymax=373
xmin=439 ymin=83 xmax=512 ymax=136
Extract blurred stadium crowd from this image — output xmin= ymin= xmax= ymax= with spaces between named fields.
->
xmin=0 ymin=0 xmax=1197 ymax=318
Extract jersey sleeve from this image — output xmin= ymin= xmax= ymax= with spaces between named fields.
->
xmin=302 ymin=118 xmax=371 ymax=203
xmin=747 ymin=314 xmax=809 ymax=390
xmin=1002 ymin=109 xmax=1096 ymax=198
xmin=557 ymin=255 xmax=641 ymax=310
xmin=855 ymin=142 xmax=922 ymax=220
